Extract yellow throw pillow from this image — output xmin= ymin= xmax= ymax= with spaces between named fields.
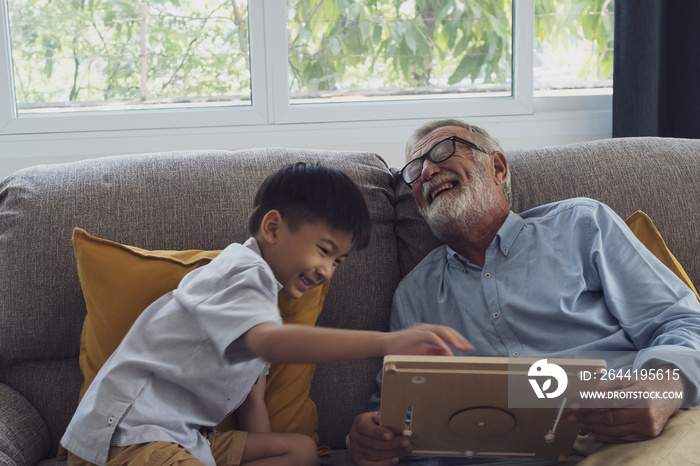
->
xmin=625 ymin=211 xmax=700 ymax=301
xmin=71 ymin=227 xmax=328 ymax=440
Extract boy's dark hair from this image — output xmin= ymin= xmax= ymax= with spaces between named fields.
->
xmin=248 ymin=162 xmax=371 ymax=250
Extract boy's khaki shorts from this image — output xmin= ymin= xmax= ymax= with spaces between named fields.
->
xmin=67 ymin=430 xmax=247 ymax=466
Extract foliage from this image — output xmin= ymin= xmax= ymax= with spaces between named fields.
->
xmin=6 ymin=0 xmax=614 ymax=106
xmin=8 ymin=0 xmax=250 ymax=105
xmin=287 ymin=0 xmax=513 ymax=93
xmin=534 ymin=0 xmax=614 ymax=83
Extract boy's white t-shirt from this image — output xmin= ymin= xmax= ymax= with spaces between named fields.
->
xmin=61 ymin=237 xmax=283 ymax=466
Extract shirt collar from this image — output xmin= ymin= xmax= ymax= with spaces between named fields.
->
xmin=243 ymin=237 xmax=284 ymax=292
xmin=445 ymin=211 xmax=525 ymax=267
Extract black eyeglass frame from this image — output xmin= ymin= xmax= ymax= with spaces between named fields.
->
xmin=399 ymin=136 xmax=488 ymax=186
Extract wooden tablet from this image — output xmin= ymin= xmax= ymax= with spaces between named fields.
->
xmin=380 ymin=355 xmax=606 ymax=462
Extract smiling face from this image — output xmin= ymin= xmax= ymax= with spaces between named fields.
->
xmin=257 ymin=213 xmax=355 ymax=299
xmin=408 ymin=126 xmax=507 ymax=240
xmin=409 ymin=126 xmax=484 ymax=208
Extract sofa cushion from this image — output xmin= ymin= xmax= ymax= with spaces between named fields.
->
xmin=0 ymin=383 xmax=51 ymax=465
xmin=73 ymin=228 xmax=221 ymax=400
xmin=625 ymin=211 xmax=699 ymax=300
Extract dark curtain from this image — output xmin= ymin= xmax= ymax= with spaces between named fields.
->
xmin=613 ymin=0 xmax=700 ymax=138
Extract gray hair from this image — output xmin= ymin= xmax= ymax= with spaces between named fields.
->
xmin=405 ymin=119 xmax=512 ymax=207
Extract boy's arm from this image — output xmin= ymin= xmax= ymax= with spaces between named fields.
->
xmin=244 ymin=322 xmax=472 ymax=364
xmin=235 ymin=376 xmax=271 ymax=433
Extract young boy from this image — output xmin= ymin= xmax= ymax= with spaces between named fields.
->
xmin=61 ymin=162 xmax=471 ymax=466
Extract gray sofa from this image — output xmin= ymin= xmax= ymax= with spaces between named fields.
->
xmin=1 ymin=137 xmax=699 ymax=465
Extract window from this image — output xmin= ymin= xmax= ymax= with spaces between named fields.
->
xmin=534 ymin=0 xmax=614 ymax=95
xmin=286 ymin=1 xmax=513 ymax=102
xmin=9 ymin=0 xmax=251 ymax=113
xmin=0 ymin=0 xmax=613 ymax=136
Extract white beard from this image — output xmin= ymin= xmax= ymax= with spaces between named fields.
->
xmin=419 ymin=165 xmax=497 ymax=241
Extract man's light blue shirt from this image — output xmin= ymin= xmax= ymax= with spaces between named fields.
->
xmin=374 ymin=198 xmax=700 ymax=411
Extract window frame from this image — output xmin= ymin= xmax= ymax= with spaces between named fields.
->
xmin=0 ymin=0 xmax=537 ymax=136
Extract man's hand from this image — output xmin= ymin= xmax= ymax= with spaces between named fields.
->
xmin=567 ymin=376 xmax=684 ymax=443
xmin=349 ymin=412 xmax=413 ymax=466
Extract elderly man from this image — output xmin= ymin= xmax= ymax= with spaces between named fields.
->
xmin=348 ymin=119 xmax=700 ymax=465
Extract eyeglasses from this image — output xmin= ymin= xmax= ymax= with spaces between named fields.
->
xmin=399 ymin=136 xmax=488 ymax=186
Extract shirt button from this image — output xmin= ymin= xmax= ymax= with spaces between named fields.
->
xmin=484 ymin=272 xmax=492 ymax=279
xmin=493 ymin=312 xmax=499 ymax=319
xmin=108 ymin=416 xmax=115 ymax=425
xmin=512 ymin=351 xmax=520 ymax=357
xmin=502 ymin=247 xmax=508 ymax=253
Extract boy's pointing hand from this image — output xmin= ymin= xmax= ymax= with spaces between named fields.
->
xmin=384 ymin=324 xmax=473 ymax=356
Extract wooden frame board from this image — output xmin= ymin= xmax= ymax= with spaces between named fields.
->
xmin=380 ymin=355 xmax=606 ymax=461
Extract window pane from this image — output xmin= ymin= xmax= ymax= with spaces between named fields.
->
xmin=534 ymin=0 xmax=614 ymax=94
xmin=7 ymin=0 xmax=250 ymax=114
xmin=286 ymin=0 xmax=513 ymax=104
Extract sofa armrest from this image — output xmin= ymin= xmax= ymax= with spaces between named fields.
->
xmin=0 ymin=382 xmax=52 ymax=465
